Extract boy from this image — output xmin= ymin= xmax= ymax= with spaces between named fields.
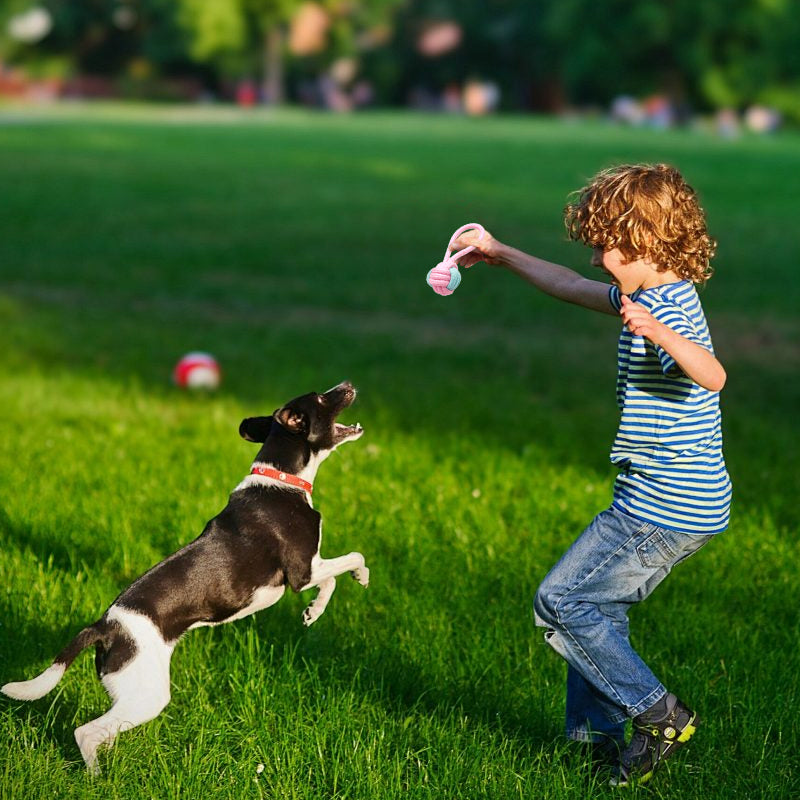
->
xmin=455 ymin=163 xmax=731 ymax=786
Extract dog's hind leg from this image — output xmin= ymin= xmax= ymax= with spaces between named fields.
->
xmin=75 ymin=607 xmax=174 ymax=773
xmin=75 ymin=683 xmax=170 ymax=774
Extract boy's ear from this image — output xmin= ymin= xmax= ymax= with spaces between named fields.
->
xmin=275 ymin=406 xmax=308 ymax=435
xmin=239 ymin=416 xmax=274 ymax=443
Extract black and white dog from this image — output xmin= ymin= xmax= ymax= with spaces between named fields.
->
xmin=2 ymin=381 xmax=369 ymax=772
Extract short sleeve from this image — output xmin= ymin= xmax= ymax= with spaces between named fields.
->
xmin=648 ymin=302 xmax=707 ymax=376
xmin=609 ymin=285 xmax=622 ymax=312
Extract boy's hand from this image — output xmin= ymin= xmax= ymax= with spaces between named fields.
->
xmin=452 ymin=228 xmax=503 ymax=267
xmin=620 ymin=295 xmax=726 ymax=390
xmin=620 ymin=295 xmax=668 ymax=345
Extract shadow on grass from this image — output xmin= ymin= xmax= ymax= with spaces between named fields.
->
xmin=238 ymin=578 xmax=560 ymax=754
xmin=0 ymin=507 xmax=119 ymax=579
xmin=6 ymin=289 xmax=796 ymax=531
xmin=0 ymin=290 xmax=619 ymax=473
xmin=1 ymin=281 xmax=797 ymax=779
xmin=2 ymin=585 xmax=558 ymax=776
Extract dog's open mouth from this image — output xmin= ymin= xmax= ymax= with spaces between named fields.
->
xmin=333 ymin=422 xmax=364 ymax=444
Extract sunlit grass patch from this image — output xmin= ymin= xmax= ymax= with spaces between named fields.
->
xmin=0 ymin=105 xmax=798 ymax=799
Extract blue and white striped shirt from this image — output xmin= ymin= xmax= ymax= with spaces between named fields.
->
xmin=608 ymin=282 xmax=731 ymax=534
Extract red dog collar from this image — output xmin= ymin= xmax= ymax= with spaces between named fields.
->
xmin=250 ymin=466 xmax=313 ymax=494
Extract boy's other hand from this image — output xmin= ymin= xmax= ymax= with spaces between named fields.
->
xmin=620 ymin=295 xmax=668 ymax=345
xmin=452 ymin=228 xmax=503 ymax=267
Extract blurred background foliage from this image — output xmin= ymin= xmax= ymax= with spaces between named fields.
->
xmin=1 ymin=0 xmax=800 ymax=122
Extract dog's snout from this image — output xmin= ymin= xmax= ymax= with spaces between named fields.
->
xmin=323 ymin=381 xmax=357 ymax=406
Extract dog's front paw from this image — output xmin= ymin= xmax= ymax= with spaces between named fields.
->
xmin=302 ymin=605 xmax=320 ymax=627
xmin=351 ymin=565 xmax=370 ymax=588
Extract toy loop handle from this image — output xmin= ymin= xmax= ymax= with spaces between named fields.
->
xmin=447 ymin=223 xmax=486 ymax=250
xmin=444 ymin=222 xmax=486 ymax=263
xmin=444 ymin=223 xmax=486 ymax=263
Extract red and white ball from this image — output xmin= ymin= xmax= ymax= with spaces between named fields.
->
xmin=173 ymin=352 xmax=221 ymax=390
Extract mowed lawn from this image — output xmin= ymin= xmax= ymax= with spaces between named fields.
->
xmin=0 ymin=104 xmax=798 ymax=799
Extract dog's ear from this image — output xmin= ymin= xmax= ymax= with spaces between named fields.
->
xmin=239 ymin=416 xmax=274 ymax=443
xmin=275 ymin=406 xmax=308 ymax=435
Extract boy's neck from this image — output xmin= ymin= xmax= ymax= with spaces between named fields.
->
xmin=639 ymin=268 xmax=683 ymax=291
xmin=629 ymin=256 xmax=683 ymax=292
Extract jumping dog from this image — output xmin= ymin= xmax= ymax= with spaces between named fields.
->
xmin=2 ymin=381 xmax=369 ymax=772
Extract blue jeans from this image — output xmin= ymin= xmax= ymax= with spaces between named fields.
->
xmin=533 ymin=506 xmax=711 ymax=743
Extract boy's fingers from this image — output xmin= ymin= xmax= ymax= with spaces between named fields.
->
xmin=454 ymin=233 xmax=481 ymax=249
xmin=455 ymin=230 xmax=495 ymax=251
xmin=458 ymin=253 xmax=482 ymax=268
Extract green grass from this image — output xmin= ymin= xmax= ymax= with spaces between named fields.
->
xmin=0 ymin=103 xmax=798 ymax=799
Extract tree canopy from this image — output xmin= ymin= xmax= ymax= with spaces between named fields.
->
xmin=2 ymin=0 xmax=799 ymax=120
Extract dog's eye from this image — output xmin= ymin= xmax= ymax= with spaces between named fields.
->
xmin=316 ymin=394 xmax=327 ymax=405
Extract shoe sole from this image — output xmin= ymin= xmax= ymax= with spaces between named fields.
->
xmin=611 ymin=714 xmax=699 ymax=788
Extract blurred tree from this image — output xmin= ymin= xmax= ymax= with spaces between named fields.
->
xmin=546 ymin=0 xmax=689 ymax=107
xmin=1 ymin=2 xmax=59 ymax=79
xmin=177 ymin=0 xmax=281 ymax=100
xmin=176 ymin=0 xmax=404 ymax=103
xmin=686 ymin=0 xmax=800 ymax=122
xmin=0 ymin=0 xmax=205 ymax=95
xmin=545 ymin=0 xmax=800 ymax=119
xmin=375 ymin=0 xmax=562 ymax=110
xmin=2 ymin=0 xmax=799 ymax=117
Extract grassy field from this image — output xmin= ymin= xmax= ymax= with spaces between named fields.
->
xmin=0 ymin=104 xmax=798 ymax=799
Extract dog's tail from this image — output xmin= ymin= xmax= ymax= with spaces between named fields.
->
xmin=1 ymin=622 xmax=107 ymax=701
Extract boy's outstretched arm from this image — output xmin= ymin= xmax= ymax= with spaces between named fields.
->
xmin=455 ymin=230 xmax=616 ymax=315
xmin=620 ymin=296 xmax=727 ymax=392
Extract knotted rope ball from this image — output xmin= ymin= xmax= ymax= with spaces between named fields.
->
xmin=426 ymin=223 xmax=486 ymax=296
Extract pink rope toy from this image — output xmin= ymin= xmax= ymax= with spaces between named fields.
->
xmin=426 ymin=223 xmax=486 ymax=296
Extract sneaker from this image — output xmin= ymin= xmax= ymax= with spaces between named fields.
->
xmin=611 ymin=693 xmax=699 ymax=787
xmin=589 ymin=736 xmax=625 ymax=777
xmin=590 ymin=736 xmax=625 ymax=769
xmin=570 ymin=735 xmax=625 ymax=778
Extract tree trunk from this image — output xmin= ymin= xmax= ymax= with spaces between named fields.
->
xmin=262 ymin=25 xmax=284 ymax=105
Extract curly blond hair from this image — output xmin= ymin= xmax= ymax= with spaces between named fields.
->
xmin=564 ymin=164 xmax=716 ymax=283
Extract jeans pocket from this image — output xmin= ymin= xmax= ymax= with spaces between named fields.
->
xmin=636 ymin=530 xmax=680 ymax=569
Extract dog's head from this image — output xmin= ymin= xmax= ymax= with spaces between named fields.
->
xmin=239 ymin=381 xmax=364 ymax=458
